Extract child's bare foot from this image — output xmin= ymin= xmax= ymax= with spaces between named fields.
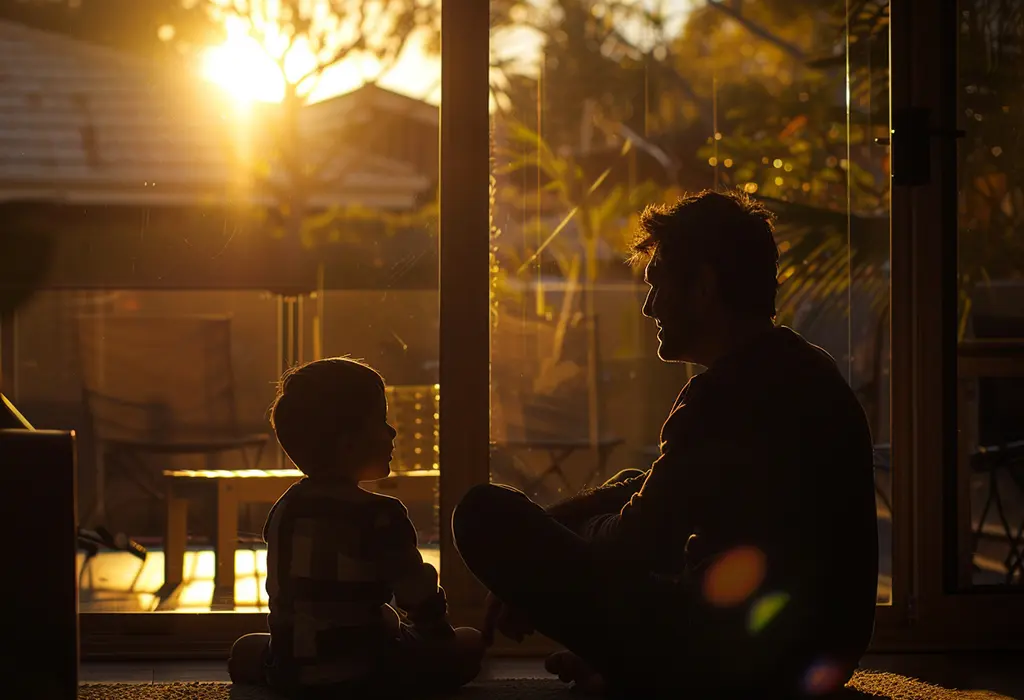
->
xmin=545 ymin=650 xmax=606 ymax=695
xmin=227 ymin=633 xmax=270 ymax=685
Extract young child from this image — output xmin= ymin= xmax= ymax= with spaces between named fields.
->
xmin=228 ymin=357 xmax=483 ymax=697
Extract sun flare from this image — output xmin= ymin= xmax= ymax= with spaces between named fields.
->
xmin=201 ymin=19 xmax=287 ymax=103
xmin=200 ymin=15 xmax=441 ymax=106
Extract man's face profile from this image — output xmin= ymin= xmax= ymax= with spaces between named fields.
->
xmin=642 ymin=246 xmax=721 ymax=364
xmin=643 ymin=254 xmax=691 ymax=363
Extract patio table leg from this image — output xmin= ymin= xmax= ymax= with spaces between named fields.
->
xmin=214 ymin=478 xmax=239 ymax=609
xmin=158 ymin=482 xmax=188 ymax=609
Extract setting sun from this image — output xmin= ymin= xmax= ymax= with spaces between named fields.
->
xmin=201 ymin=18 xmax=287 ymax=103
xmin=199 ymin=15 xmax=441 ymax=105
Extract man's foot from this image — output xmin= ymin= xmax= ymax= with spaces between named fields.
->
xmin=545 ymin=650 xmax=606 ymax=695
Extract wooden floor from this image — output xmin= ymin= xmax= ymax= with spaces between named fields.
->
xmin=79 ymin=654 xmax=1024 ymax=698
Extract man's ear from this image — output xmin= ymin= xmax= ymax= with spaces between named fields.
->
xmin=694 ymin=262 xmax=718 ymax=302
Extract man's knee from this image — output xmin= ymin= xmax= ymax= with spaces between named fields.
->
xmin=453 ymin=483 xmax=503 ymax=533
xmin=452 ymin=483 xmax=524 ymax=553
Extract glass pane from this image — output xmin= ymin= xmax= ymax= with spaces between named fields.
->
xmin=956 ymin=0 xmax=1024 ymax=588
xmin=1 ymin=5 xmax=440 ymax=612
xmin=489 ymin=0 xmax=891 ymax=604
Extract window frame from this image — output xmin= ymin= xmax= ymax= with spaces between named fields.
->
xmin=885 ymin=0 xmax=1024 ymax=650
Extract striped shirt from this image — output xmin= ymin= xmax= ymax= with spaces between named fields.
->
xmin=263 ymin=478 xmax=451 ymax=688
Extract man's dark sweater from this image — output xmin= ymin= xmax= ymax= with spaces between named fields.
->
xmin=549 ymin=326 xmax=879 ymax=683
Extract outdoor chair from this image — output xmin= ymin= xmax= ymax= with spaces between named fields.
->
xmin=965 ymin=314 xmax=1024 ymax=584
xmin=76 ymin=314 xmax=268 ymax=608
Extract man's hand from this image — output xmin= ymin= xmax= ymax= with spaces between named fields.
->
xmin=481 ymin=591 xmax=535 ymax=646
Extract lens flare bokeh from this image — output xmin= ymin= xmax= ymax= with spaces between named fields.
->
xmin=747 ymin=590 xmax=790 ymax=634
xmin=802 ymin=658 xmax=848 ymax=696
xmin=702 ymin=545 xmax=767 ymax=607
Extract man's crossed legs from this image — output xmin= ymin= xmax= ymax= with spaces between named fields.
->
xmin=452 ymin=471 xmax=691 ymax=696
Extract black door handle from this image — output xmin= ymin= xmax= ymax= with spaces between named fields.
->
xmin=876 ymin=109 xmax=965 ymax=186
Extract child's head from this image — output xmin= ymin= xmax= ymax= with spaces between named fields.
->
xmin=269 ymin=357 xmax=396 ymax=482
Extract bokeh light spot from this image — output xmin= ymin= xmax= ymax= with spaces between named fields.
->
xmin=802 ymin=658 xmax=847 ymax=696
xmin=747 ymin=591 xmax=790 ymax=634
xmin=702 ymin=545 xmax=767 ymax=607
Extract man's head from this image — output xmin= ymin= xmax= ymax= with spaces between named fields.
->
xmin=270 ymin=357 xmax=396 ymax=482
xmin=630 ymin=190 xmax=780 ymax=365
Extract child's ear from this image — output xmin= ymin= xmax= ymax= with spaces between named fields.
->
xmin=336 ymin=433 xmax=368 ymax=458
xmin=336 ymin=433 xmax=354 ymax=454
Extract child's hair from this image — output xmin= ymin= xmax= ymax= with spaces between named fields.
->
xmin=269 ymin=356 xmax=386 ymax=475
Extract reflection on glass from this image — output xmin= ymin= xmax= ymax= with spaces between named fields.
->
xmin=957 ymin=0 xmax=1024 ymax=587
xmin=489 ymin=0 xmax=891 ymax=603
xmin=2 ymin=5 xmax=441 ymax=612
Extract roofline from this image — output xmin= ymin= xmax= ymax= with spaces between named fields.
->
xmin=0 ymin=19 xmax=187 ymax=76
xmin=308 ymin=82 xmax=439 ymax=127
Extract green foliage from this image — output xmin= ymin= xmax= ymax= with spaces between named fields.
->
xmin=495 ymin=119 xmax=662 ymax=280
xmin=492 ymin=0 xmax=892 ymax=336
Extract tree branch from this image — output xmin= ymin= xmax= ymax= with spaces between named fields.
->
xmin=705 ymin=0 xmax=806 ymax=60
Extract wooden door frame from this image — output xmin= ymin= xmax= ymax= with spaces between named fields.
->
xmin=888 ymin=0 xmax=1024 ymax=650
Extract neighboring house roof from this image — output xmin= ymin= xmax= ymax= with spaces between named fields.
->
xmin=304 ymin=82 xmax=439 ymax=131
xmin=0 ymin=21 xmax=431 ymax=209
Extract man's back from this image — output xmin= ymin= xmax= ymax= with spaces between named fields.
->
xmin=673 ymin=326 xmax=878 ymax=684
xmin=581 ymin=326 xmax=877 ymax=687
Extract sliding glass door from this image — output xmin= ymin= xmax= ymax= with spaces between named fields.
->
xmin=5 ymin=0 xmax=1014 ymax=655
xmin=483 ymin=0 xmax=910 ymax=651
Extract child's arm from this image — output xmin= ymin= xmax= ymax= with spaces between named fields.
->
xmin=373 ymin=499 xmax=454 ymax=640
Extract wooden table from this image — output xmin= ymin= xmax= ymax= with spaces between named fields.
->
xmin=161 ymin=467 xmax=439 ymax=609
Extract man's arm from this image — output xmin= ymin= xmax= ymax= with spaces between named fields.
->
xmin=545 ymin=470 xmax=649 ymax=532
xmin=549 ymin=385 xmax=692 ymax=532
xmin=584 ymin=441 xmax=755 ymax=571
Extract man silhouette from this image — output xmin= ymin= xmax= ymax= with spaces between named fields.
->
xmin=453 ymin=190 xmax=879 ymax=697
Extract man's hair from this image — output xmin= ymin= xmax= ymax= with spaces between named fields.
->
xmin=269 ymin=356 xmax=386 ymax=475
xmin=629 ymin=189 xmax=780 ymax=319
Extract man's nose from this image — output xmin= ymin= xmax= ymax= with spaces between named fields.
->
xmin=642 ymin=288 xmax=656 ymax=319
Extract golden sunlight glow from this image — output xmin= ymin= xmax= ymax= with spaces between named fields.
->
xmin=200 ymin=15 xmax=441 ymax=104
xmin=77 ymin=547 xmax=440 ymax=613
xmin=202 ymin=18 xmax=287 ymax=103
